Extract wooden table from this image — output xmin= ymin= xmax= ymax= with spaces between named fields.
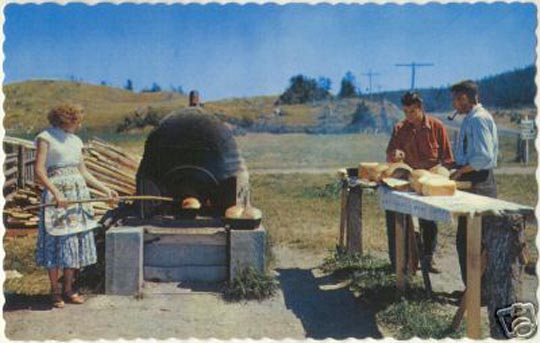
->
xmin=378 ymin=186 xmax=533 ymax=339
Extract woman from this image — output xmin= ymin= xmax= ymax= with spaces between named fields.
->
xmin=34 ymin=104 xmax=118 ymax=308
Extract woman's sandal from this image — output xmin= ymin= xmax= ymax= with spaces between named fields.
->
xmin=64 ymin=291 xmax=85 ymax=304
xmin=51 ymin=293 xmax=65 ymax=308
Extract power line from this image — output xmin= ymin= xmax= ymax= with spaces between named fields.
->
xmin=395 ymin=62 xmax=434 ymax=90
xmin=361 ymin=69 xmax=380 ymax=100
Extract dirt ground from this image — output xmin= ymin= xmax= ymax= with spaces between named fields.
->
xmin=3 ymin=245 xmax=383 ymax=341
xmin=4 ymin=233 xmax=537 ymax=341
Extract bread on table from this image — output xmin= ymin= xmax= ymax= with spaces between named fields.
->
xmin=383 ymin=162 xmax=413 ymax=180
xmin=420 ymin=177 xmax=457 ymax=196
xmin=429 ymin=165 xmax=451 ymax=178
xmin=368 ymin=164 xmax=390 ymax=182
xmin=358 ymin=162 xmax=379 ymax=180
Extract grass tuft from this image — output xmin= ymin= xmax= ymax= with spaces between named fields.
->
xmin=222 ymin=267 xmax=279 ymax=302
xmin=377 ymin=298 xmax=465 ymax=339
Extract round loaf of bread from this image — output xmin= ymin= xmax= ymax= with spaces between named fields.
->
xmin=242 ymin=206 xmax=262 ymax=220
xmin=225 ymin=205 xmax=244 ymax=219
xmin=182 ymin=197 xmax=201 ymax=210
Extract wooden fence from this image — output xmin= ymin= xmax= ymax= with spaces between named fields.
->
xmin=3 ymin=136 xmax=37 ymax=196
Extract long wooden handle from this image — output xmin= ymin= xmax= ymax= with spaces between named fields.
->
xmin=24 ymin=195 xmax=174 ymax=211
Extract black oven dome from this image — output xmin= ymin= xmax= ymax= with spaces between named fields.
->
xmin=135 ymin=106 xmax=247 ymax=218
xmin=137 ymin=107 xmax=242 ymax=183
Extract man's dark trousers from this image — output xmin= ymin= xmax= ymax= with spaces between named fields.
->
xmin=456 ymin=169 xmax=497 ymax=285
xmin=386 ymin=210 xmax=438 ymax=270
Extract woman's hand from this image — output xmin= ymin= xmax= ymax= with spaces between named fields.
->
xmin=53 ymin=193 xmax=68 ymax=208
xmin=105 ymin=188 xmax=120 ymax=206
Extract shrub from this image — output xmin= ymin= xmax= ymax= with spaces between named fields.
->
xmin=223 ymin=267 xmax=279 ymax=302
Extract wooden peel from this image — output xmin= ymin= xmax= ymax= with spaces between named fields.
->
xmin=24 ymin=195 xmax=174 ymax=211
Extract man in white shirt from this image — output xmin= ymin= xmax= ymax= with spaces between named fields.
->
xmin=449 ymin=80 xmax=498 ymax=285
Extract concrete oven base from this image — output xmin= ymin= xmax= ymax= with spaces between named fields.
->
xmin=105 ymin=225 xmax=266 ymax=295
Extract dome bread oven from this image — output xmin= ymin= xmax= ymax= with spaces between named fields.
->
xmin=135 ymin=106 xmax=250 ymax=220
xmin=104 ymin=102 xmax=265 ymax=294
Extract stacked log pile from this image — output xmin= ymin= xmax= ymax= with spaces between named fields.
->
xmin=3 ymin=138 xmax=140 ymax=229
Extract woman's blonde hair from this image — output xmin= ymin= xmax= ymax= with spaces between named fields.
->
xmin=47 ymin=104 xmax=84 ymax=128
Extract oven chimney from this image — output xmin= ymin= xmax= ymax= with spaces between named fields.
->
xmin=189 ymin=90 xmax=200 ymax=107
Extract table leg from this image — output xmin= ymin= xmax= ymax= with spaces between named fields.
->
xmin=339 ymin=181 xmax=347 ymax=248
xmin=395 ymin=213 xmax=406 ymax=291
xmin=466 ymin=215 xmax=482 ymax=338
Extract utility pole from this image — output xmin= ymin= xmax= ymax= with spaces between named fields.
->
xmin=395 ymin=62 xmax=434 ymax=90
xmin=362 ymin=69 xmax=380 ymax=100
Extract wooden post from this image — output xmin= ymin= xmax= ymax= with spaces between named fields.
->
xmin=395 ymin=213 xmax=406 ymax=291
xmin=466 ymin=215 xmax=482 ymax=339
xmin=17 ymin=145 xmax=26 ymax=189
xmin=406 ymin=216 xmax=419 ymax=274
xmin=339 ymin=180 xmax=348 ymax=249
xmin=346 ymin=185 xmax=362 ymax=254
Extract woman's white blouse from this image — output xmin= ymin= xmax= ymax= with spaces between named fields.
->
xmin=34 ymin=127 xmax=83 ymax=169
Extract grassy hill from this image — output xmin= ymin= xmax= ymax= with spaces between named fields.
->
xmin=3 ymin=80 xmax=402 ymax=137
xmin=3 ymin=80 xmax=189 ymax=135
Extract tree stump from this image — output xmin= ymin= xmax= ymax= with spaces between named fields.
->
xmin=482 ymin=213 xmax=527 ymax=338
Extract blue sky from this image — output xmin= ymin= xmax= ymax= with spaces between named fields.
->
xmin=3 ymin=2 xmax=537 ymax=100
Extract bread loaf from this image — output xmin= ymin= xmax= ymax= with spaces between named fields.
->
xmin=242 ymin=206 xmax=262 ymax=220
xmin=420 ymin=178 xmax=457 ymax=196
xmin=181 ymin=197 xmax=201 ymax=210
xmin=359 ymin=162 xmax=379 ymax=180
xmin=382 ymin=178 xmax=411 ymax=191
xmin=368 ymin=164 xmax=389 ymax=182
xmin=383 ymin=162 xmax=413 ymax=180
xmin=429 ymin=165 xmax=451 ymax=178
xmin=225 ymin=205 xmax=244 ymax=219
xmin=410 ymin=170 xmax=431 ymax=194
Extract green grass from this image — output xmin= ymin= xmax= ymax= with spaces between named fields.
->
xmin=320 ymin=251 xmax=466 ymax=339
xmin=222 ymin=267 xmax=279 ymax=302
xmin=3 ymin=173 xmax=536 ymax=295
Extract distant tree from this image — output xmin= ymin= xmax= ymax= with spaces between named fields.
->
xmin=170 ymin=85 xmax=185 ymax=94
xmin=278 ymin=74 xmax=332 ymax=104
xmin=317 ymin=77 xmax=332 ymax=93
xmin=124 ymin=79 xmax=134 ymax=91
xmin=349 ymin=101 xmax=376 ymax=132
xmin=150 ymin=82 xmax=161 ymax=92
xmin=141 ymin=82 xmax=162 ymax=93
xmin=338 ymin=71 xmax=358 ymax=98
xmin=100 ymin=80 xmax=108 ymax=86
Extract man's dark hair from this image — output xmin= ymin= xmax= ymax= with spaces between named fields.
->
xmin=401 ymin=91 xmax=423 ymax=107
xmin=450 ymin=80 xmax=479 ymax=104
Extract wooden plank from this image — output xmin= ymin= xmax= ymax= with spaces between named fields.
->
xmin=395 ymin=212 xmax=406 ymax=291
xmin=3 ymin=178 xmax=18 ymax=189
xmin=346 ymin=186 xmax=362 ymax=254
xmin=466 ymin=215 xmax=482 ymax=338
xmin=406 ymin=216 xmax=419 ymax=274
xmin=339 ymin=181 xmax=348 ymax=248
xmin=4 ymin=156 xmax=18 ymax=165
xmin=17 ymin=146 xmax=26 ymax=188
xmin=452 ymin=250 xmax=488 ymax=331
xmin=4 ymin=167 xmax=18 ymax=177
